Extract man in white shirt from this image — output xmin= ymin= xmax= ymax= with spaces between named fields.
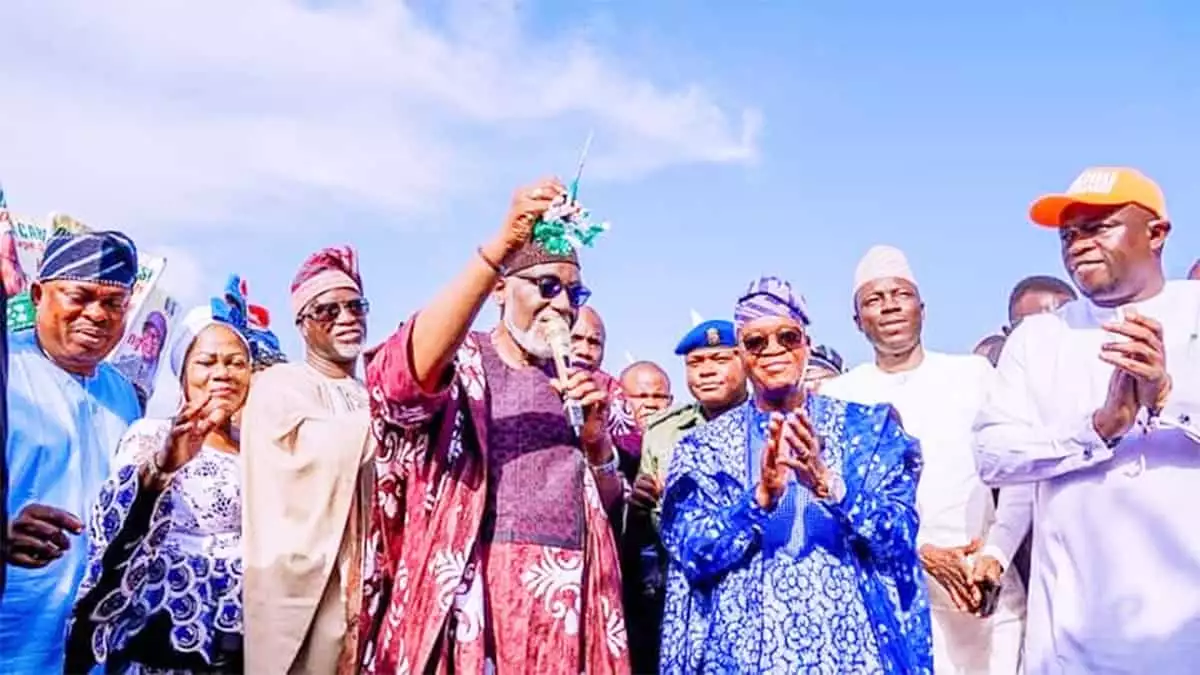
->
xmin=823 ymin=244 xmax=1026 ymax=674
xmin=975 ymin=166 xmax=1200 ymax=674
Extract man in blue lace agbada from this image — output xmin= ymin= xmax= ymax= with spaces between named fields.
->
xmin=659 ymin=275 xmax=933 ymax=674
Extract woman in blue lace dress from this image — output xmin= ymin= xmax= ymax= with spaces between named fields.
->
xmin=66 ymin=281 xmax=284 ymax=674
xmin=659 ymin=276 xmax=933 ymax=674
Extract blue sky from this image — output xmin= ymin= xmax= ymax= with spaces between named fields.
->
xmin=2 ymin=1 xmax=1197 ymax=412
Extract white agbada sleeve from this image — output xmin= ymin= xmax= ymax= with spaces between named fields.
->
xmin=973 ymin=317 xmax=1116 ymax=486
xmin=980 ymin=484 xmax=1033 ymax=568
xmin=970 ymin=362 xmax=1033 ymax=568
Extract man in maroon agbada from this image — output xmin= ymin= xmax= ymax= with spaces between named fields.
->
xmin=359 ymin=178 xmax=632 ymax=674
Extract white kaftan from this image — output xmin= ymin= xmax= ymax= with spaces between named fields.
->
xmin=975 ymin=280 xmax=1200 ymax=674
xmin=824 ymin=350 xmax=1026 ymax=674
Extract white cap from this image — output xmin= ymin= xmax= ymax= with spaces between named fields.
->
xmin=853 ymin=245 xmax=917 ymax=295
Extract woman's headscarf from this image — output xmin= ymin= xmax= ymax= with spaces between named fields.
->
xmin=168 ymin=275 xmax=287 ymax=379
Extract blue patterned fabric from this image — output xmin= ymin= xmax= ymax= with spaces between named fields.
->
xmin=734 ymin=275 xmax=810 ymax=328
xmin=37 ymin=230 xmax=139 ymax=289
xmin=808 ymin=344 xmax=845 ymax=375
xmin=213 ymin=275 xmax=286 ymax=368
xmin=659 ymin=396 xmax=933 ymax=674
xmin=745 ymin=405 xmax=814 ymax=558
xmin=67 ymin=418 xmax=243 ymax=672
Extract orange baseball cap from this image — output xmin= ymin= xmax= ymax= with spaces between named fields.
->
xmin=1029 ymin=166 xmax=1168 ymax=228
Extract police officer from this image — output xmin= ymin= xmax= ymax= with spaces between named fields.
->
xmin=624 ymin=319 xmax=748 ymax=672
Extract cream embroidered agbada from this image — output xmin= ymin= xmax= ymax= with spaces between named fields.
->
xmin=241 ymin=362 xmax=372 ymax=675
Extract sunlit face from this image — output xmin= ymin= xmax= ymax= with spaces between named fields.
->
xmin=33 ymin=280 xmax=131 ymax=375
xmin=299 ymin=287 xmax=368 ymax=364
xmin=739 ymin=316 xmax=809 ymax=395
xmin=685 ymin=346 xmax=747 ymax=409
xmin=570 ymin=306 xmax=606 ymax=370
xmin=854 ymin=277 xmax=923 ymax=356
xmin=621 ymin=364 xmax=673 ymax=429
xmin=496 ymin=261 xmax=584 ymax=360
xmin=182 ymin=324 xmax=252 ymax=415
xmin=1058 ymin=203 xmax=1167 ymax=306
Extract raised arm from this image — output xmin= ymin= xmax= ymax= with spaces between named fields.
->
xmin=407 ymin=179 xmax=565 ymax=392
xmin=973 ymin=318 xmax=1129 ymax=486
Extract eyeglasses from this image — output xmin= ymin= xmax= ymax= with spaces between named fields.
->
xmin=741 ymin=328 xmax=806 ymax=355
xmin=515 ymin=274 xmax=591 ymax=308
xmin=303 ymin=298 xmax=370 ymax=323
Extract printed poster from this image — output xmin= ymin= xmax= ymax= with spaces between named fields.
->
xmin=109 ymin=282 xmax=179 ymax=403
xmin=0 ymin=202 xmax=177 ymax=401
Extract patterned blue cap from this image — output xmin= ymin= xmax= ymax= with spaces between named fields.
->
xmin=674 ymin=319 xmax=737 ymax=355
xmin=37 ymin=230 xmax=138 ymax=289
xmin=808 ymin=344 xmax=844 ymax=374
xmin=734 ymin=276 xmax=810 ymax=329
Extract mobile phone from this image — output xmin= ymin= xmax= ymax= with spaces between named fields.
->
xmin=977 ymin=578 xmax=1002 ymax=618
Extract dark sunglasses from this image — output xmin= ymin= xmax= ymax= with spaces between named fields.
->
xmin=741 ymin=328 xmax=806 ymax=355
xmin=515 ymin=274 xmax=591 ymax=308
xmin=303 ymin=298 xmax=370 ymax=323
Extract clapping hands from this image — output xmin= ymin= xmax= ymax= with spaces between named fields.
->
xmin=755 ymin=409 xmax=830 ymax=510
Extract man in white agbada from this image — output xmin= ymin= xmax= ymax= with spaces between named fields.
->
xmin=975 ymin=167 xmax=1200 ymax=674
xmin=822 ymin=245 xmax=1027 ymax=674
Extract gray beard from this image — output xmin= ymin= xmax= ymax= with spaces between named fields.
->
xmin=504 ymin=310 xmax=554 ymax=360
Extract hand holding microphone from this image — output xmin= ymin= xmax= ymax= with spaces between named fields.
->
xmin=546 ymin=316 xmax=612 ymax=458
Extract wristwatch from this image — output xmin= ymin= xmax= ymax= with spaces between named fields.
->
xmin=590 ymin=450 xmax=620 ymax=476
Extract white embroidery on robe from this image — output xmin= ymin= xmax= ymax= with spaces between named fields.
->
xmin=520 ymin=549 xmax=584 ymax=636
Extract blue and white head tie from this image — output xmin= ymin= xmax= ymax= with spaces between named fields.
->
xmin=37 ymin=230 xmax=138 ymax=289
xmin=169 ymin=275 xmax=287 ymax=378
xmin=734 ymin=275 xmax=810 ymax=330
xmin=213 ymin=275 xmax=286 ymax=369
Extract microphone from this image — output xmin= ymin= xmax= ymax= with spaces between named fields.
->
xmin=546 ymin=316 xmax=586 ymax=438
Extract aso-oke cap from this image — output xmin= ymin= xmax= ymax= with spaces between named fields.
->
xmin=734 ymin=276 xmax=810 ymax=330
xmin=290 ymin=245 xmax=363 ymax=318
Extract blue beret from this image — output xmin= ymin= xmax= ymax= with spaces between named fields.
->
xmin=37 ymin=230 xmax=138 ymax=289
xmin=675 ymin=319 xmax=737 ymax=355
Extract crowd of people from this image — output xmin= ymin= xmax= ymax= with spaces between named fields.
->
xmin=0 ymin=164 xmax=1197 ymax=674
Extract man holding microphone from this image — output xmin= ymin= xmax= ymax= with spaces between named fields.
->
xmin=359 ymin=178 xmax=631 ymax=674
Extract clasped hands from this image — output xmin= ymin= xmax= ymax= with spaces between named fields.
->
xmin=754 ymin=409 xmax=831 ymax=510
xmin=921 ymin=539 xmax=1005 ymax=616
xmin=1094 ymin=308 xmax=1172 ymax=441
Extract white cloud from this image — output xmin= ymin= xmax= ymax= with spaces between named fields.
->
xmin=0 ymin=0 xmax=759 ymax=231
xmin=144 ymin=244 xmax=208 ymax=308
